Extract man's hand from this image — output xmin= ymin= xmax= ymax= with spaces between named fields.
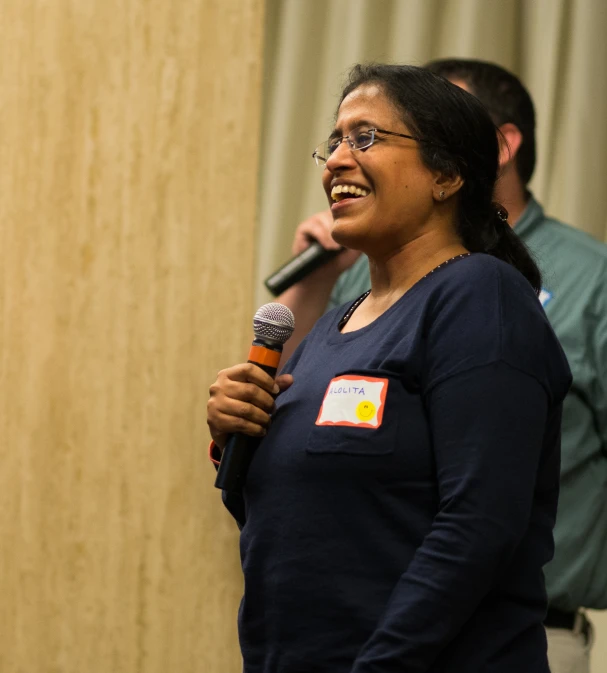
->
xmin=275 ymin=209 xmax=365 ymax=362
xmin=292 ymin=209 xmax=361 ymax=276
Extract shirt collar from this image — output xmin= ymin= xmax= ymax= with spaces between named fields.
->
xmin=512 ymin=194 xmax=545 ymax=237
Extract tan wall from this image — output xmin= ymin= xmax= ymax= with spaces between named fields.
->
xmin=0 ymin=1 xmax=264 ymax=671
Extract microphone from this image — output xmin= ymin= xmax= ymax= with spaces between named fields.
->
xmin=264 ymin=241 xmax=344 ymax=296
xmin=214 ymin=302 xmax=295 ymax=493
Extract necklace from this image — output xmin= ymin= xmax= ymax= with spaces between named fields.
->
xmin=338 ymin=252 xmax=472 ymax=330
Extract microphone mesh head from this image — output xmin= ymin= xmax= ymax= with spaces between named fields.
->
xmin=253 ymin=303 xmax=295 ymax=345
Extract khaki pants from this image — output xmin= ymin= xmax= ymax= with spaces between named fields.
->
xmin=546 ymin=612 xmax=594 ymax=673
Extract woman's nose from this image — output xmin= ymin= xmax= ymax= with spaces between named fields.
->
xmin=325 ymin=139 xmax=356 ymax=172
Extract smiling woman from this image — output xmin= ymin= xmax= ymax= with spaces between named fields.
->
xmin=317 ymin=65 xmax=541 ymax=296
xmin=207 ymin=64 xmax=573 ymax=673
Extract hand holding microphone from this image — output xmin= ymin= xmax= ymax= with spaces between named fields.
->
xmin=265 ymin=209 xmax=362 ymax=296
xmin=208 ymin=303 xmax=295 ymax=492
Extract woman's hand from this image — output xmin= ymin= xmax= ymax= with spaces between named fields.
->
xmin=207 ymin=364 xmax=294 ymax=451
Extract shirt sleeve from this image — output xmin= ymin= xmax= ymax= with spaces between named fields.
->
xmin=351 ymin=361 xmax=556 ymax=672
xmin=589 ymin=270 xmax=607 ymax=455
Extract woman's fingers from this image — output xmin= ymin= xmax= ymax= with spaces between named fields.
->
xmin=217 ymin=363 xmax=278 ymax=395
xmin=207 ymin=395 xmax=270 ymax=443
xmin=215 ymin=363 xmax=276 ymax=395
xmin=275 ymin=373 xmax=294 ymax=392
xmin=210 ymin=376 xmax=276 ymax=414
xmin=207 ymin=363 xmax=285 ymax=442
xmin=208 ymin=406 xmax=270 ymax=438
xmin=210 ymin=390 xmax=272 ymax=428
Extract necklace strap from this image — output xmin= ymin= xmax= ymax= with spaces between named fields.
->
xmin=420 ymin=252 xmax=471 ymax=280
xmin=338 ymin=289 xmax=371 ymax=330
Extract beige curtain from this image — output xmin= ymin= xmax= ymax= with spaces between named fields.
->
xmin=256 ymin=0 xmax=607 ymax=304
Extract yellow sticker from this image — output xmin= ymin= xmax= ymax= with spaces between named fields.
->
xmin=356 ymin=400 xmax=376 ymax=422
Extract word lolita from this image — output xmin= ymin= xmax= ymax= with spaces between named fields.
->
xmin=329 ymin=385 xmax=366 ymax=395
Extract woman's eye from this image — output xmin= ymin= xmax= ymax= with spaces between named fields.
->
xmin=352 ymin=131 xmax=373 ymax=148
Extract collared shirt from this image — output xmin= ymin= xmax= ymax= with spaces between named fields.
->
xmin=329 ymin=196 xmax=607 ymax=610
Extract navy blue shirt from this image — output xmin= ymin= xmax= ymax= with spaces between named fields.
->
xmin=225 ymin=254 xmax=571 ymax=673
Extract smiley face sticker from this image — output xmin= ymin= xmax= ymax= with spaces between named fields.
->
xmin=356 ymin=400 xmax=376 ymax=422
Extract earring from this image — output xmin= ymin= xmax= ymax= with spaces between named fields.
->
xmin=439 ymin=191 xmax=445 ymax=200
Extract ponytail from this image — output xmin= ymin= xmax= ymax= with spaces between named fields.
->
xmin=457 ymin=202 xmax=542 ymax=295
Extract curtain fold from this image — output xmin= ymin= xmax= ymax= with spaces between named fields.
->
xmin=257 ymin=0 xmax=607 ymax=304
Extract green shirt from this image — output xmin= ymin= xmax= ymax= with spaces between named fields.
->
xmin=328 ymin=197 xmax=607 ymax=611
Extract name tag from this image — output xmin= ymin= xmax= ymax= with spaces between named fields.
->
xmin=316 ymin=375 xmax=388 ymax=428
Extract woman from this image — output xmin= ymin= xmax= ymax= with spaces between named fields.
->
xmin=207 ymin=64 xmax=571 ymax=673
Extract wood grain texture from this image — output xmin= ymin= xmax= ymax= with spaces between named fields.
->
xmin=0 ymin=1 xmax=264 ymax=671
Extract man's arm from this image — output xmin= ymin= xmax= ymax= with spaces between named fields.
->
xmin=276 ymin=209 xmax=361 ymax=363
xmin=590 ymin=266 xmax=607 ymax=455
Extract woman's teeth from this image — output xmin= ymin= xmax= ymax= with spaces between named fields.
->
xmin=331 ymin=185 xmax=369 ymax=202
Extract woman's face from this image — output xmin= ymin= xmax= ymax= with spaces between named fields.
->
xmin=322 ymin=84 xmax=439 ymax=256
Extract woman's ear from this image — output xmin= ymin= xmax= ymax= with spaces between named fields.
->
xmin=433 ymin=172 xmax=464 ymax=202
xmin=497 ymin=123 xmax=523 ymax=169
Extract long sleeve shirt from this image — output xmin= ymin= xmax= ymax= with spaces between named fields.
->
xmin=226 ymin=253 xmax=571 ymax=672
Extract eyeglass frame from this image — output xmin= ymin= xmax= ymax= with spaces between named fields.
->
xmin=312 ymin=126 xmax=434 ymax=166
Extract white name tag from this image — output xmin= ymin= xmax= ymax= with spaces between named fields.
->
xmin=316 ymin=375 xmax=389 ymax=429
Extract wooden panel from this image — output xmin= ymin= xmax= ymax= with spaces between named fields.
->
xmin=0 ymin=0 xmax=264 ymax=671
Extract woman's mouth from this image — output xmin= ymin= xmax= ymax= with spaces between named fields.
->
xmin=330 ymin=184 xmax=370 ymax=202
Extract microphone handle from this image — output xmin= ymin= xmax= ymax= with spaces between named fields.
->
xmin=264 ymin=241 xmax=344 ymax=296
xmin=214 ymin=341 xmax=281 ymax=493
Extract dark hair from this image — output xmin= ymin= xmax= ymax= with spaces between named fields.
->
xmin=339 ymin=64 xmax=541 ymax=293
xmin=425 ymin=58 xmax=537 ymax=185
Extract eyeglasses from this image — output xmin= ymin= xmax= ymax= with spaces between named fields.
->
xmin=312 ymin=126 xmax=427 ymax=167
